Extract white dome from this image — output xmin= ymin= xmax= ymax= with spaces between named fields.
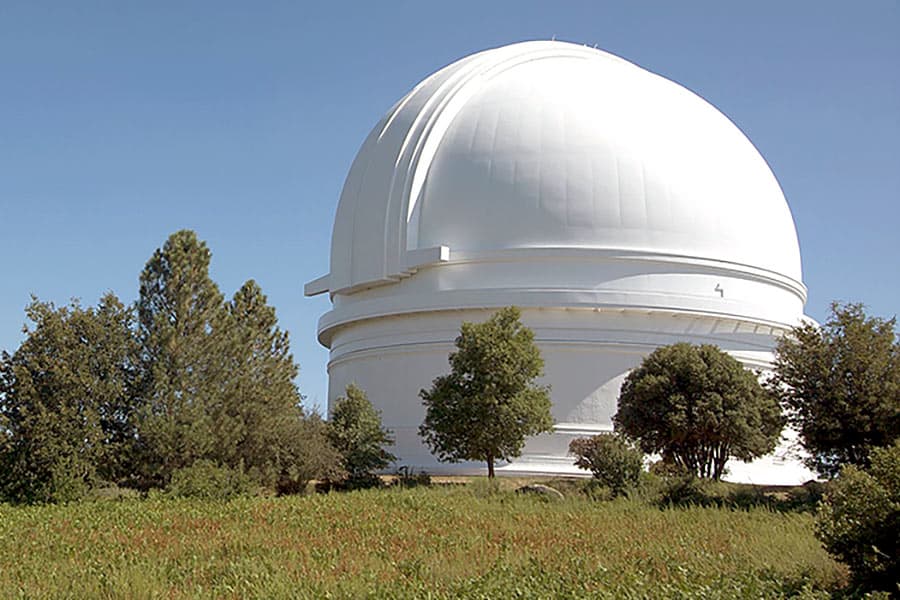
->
xmin=306 ymin=41 xmax=814 ymax=484
xmin=308 ymin=40 xmax=803 ymax=303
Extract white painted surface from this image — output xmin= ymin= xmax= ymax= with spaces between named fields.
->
xmin=308 ymin=41 xmax=816 ymax=485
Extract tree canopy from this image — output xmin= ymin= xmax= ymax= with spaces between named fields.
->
xmin=136 ymin=230 xmax=227 ymax=486
xmin=771 ymin=303 xmax=899 ymax=478
xmin=419 ymin=306 xmax=553 ymax=478
xmin=0 ymin=294 xmax=139 ymax=503
xmin=816 ymin=441 xmax=900 ymax=594
xmin=0 ymin=230 xmax=340 ymax=502
xmin=614 ymin=343 xmax=783 ymax=480
xmin=327 ymin=384 xmax=396 ymax=486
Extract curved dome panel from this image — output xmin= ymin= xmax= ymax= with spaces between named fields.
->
xmin=416 ymin=54 xmax=800 ymax=280
xmin=310 ymin=39 xmax=802 ymax=298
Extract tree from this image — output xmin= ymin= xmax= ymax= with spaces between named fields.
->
xmin=569 ymin=434 xmax=643 ymax=496
xmin=136 ymin=232 xmax=341 ymax=492
xmin=816 ymin=442 xmax=900 ymax=595
xmin=258 ymin=411 xmax=344 ymax=495
xmin=214 ymin=280 xmax=330 ymax=485
xmin=771 ymin=303 xmax=899 ymax=478
xmin=419 ymin=307 xmax=553 ymax=478
xmin=135 ymin=230 xmax=227 ymax=486
xmin=0 ymin=295 xmax=139 ymax=503
xmin=614 ymin=343 xmax=783 ymax=480
xmin=327 ymin=384 xmax=396 ymax=486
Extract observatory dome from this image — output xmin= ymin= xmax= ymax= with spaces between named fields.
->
xmin=308 ymin=41 xmax=803 ymax=307
xmin=307 ymin=41 xmax=811 ymax=484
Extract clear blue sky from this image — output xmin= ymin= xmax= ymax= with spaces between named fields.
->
xmin=1 ymin=1 xmax=897 ymax=413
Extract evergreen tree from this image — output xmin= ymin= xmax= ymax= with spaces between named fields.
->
xmin=136 ymin=230 xmax=227 ymax=486
xmin=0 ymin=295 xmax=138 ymax=503
xmin=136 ymin=232 xmax=342 ymax=491
xmin=1 ymin=229 xmax=343 ymax=500
xmin=219 ymin=280 xmax=342 ymax=490
xmin=771 ymin=303 xmax=899 ymax=477
xmin=327 ymin=384 xmax=396 ymax=485
xmin=419 ymin=307 xmax=553 ymax=478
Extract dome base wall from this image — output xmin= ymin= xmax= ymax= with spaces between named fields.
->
xmin=326 ymin=308 xmax=816 ymax=486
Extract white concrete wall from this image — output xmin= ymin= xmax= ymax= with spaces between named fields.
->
xmin=325 ymin=307 xmax=815 ymax=484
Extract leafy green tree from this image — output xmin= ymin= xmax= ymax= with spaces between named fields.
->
xmin=569 ymin=434 xmax=643 ymax=496
xmin=165 ymin=459 xmax=256 ymax=500
xmin=614 ymin=343 xmax=783 ymax=480
xmin=419 ymin=307 xmax=553 ymax=478
xmin=136 ymin=230 xmax=227 ymax=486
xmin=771 ymin=303 xmax=899 ymax=478
xmin=0 ymin=295 xmax=139 ymax=503
xmin=271 ymin=411 xmax=344 ymax=494
xmin=816 ymin=442 xmax=900 ymax=595
xmin=327 ymin=384 xmax=396 ymax=486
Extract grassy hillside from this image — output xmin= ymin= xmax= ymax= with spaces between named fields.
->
xmin=0 ymin=484 xmax=843 ymax=599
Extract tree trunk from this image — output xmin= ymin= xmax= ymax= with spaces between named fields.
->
xmin=487 ymin=454 xmax=495 ymax=478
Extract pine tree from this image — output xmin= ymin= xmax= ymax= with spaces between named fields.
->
xmin=135 ymin=232 xmax=342 ymax=491
xmin=136 ymin=230 xmax=227 ymax=486
xmin=219 ymin=280 xmax=342 ymax=490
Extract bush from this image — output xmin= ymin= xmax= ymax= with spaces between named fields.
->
xmin=783 ymin=480 xmax=827 ymax=513
xmin=393 ymin=466 xmax=432 ymax=488
xmin=327 ymin=384 xmax=396 ymax=483
xmin=165 ymin=460 xmax=256 ymax=500
xmin=86 ymin=484 xmax=142 ymax=502
xmin=816 ymin=442 xmax=899 ymax=595
xmin=582 ymin=479 xmax=614 ymax=502
xmin=648 ymin=458 xmax=691 ymax=479
xmin=658 ymin=472 xmax=712 ymax=507
xmin=569 ymin=434 xmax=643 ymax=496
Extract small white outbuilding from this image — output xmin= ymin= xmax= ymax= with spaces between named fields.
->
xmin=306 ymin=40 xmax=815 ymax=484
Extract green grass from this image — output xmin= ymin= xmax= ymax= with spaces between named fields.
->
xmin=0 ymin=484 xmax=844 ymax=599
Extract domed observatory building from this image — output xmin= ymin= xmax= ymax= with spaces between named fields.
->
xmin=306 ymin=41 xmax=813 ymax=484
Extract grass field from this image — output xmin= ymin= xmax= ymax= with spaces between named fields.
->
xmin=0 ymin=482 xmax=844 ymax=599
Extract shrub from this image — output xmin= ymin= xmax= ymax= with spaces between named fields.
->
xmin=569 ymin=434 xmax=643 ymax=496
xmin=783 ymin=480 xmax=827 ymax=513
xmin=165 ymin=460 xmax=256 ymax=500
xmin=658 ymin=472 xmax=711 ymax=507
xmin=816 ymin=442 xmax=900 ymax=595
xmin=343 ymin=472 xmax=385 ymax=491
xmin=648 ymin=458 xmax=691 ymax=479
xmin=393 ymin=466 xmax=432 ymax=488
xmin=327 ymin=384 xmax=396 ymax=483
xmin=643 ymin=461 xmax=719 ymax=507
xmin=86 ymin=484 xmax=142 ymax=502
